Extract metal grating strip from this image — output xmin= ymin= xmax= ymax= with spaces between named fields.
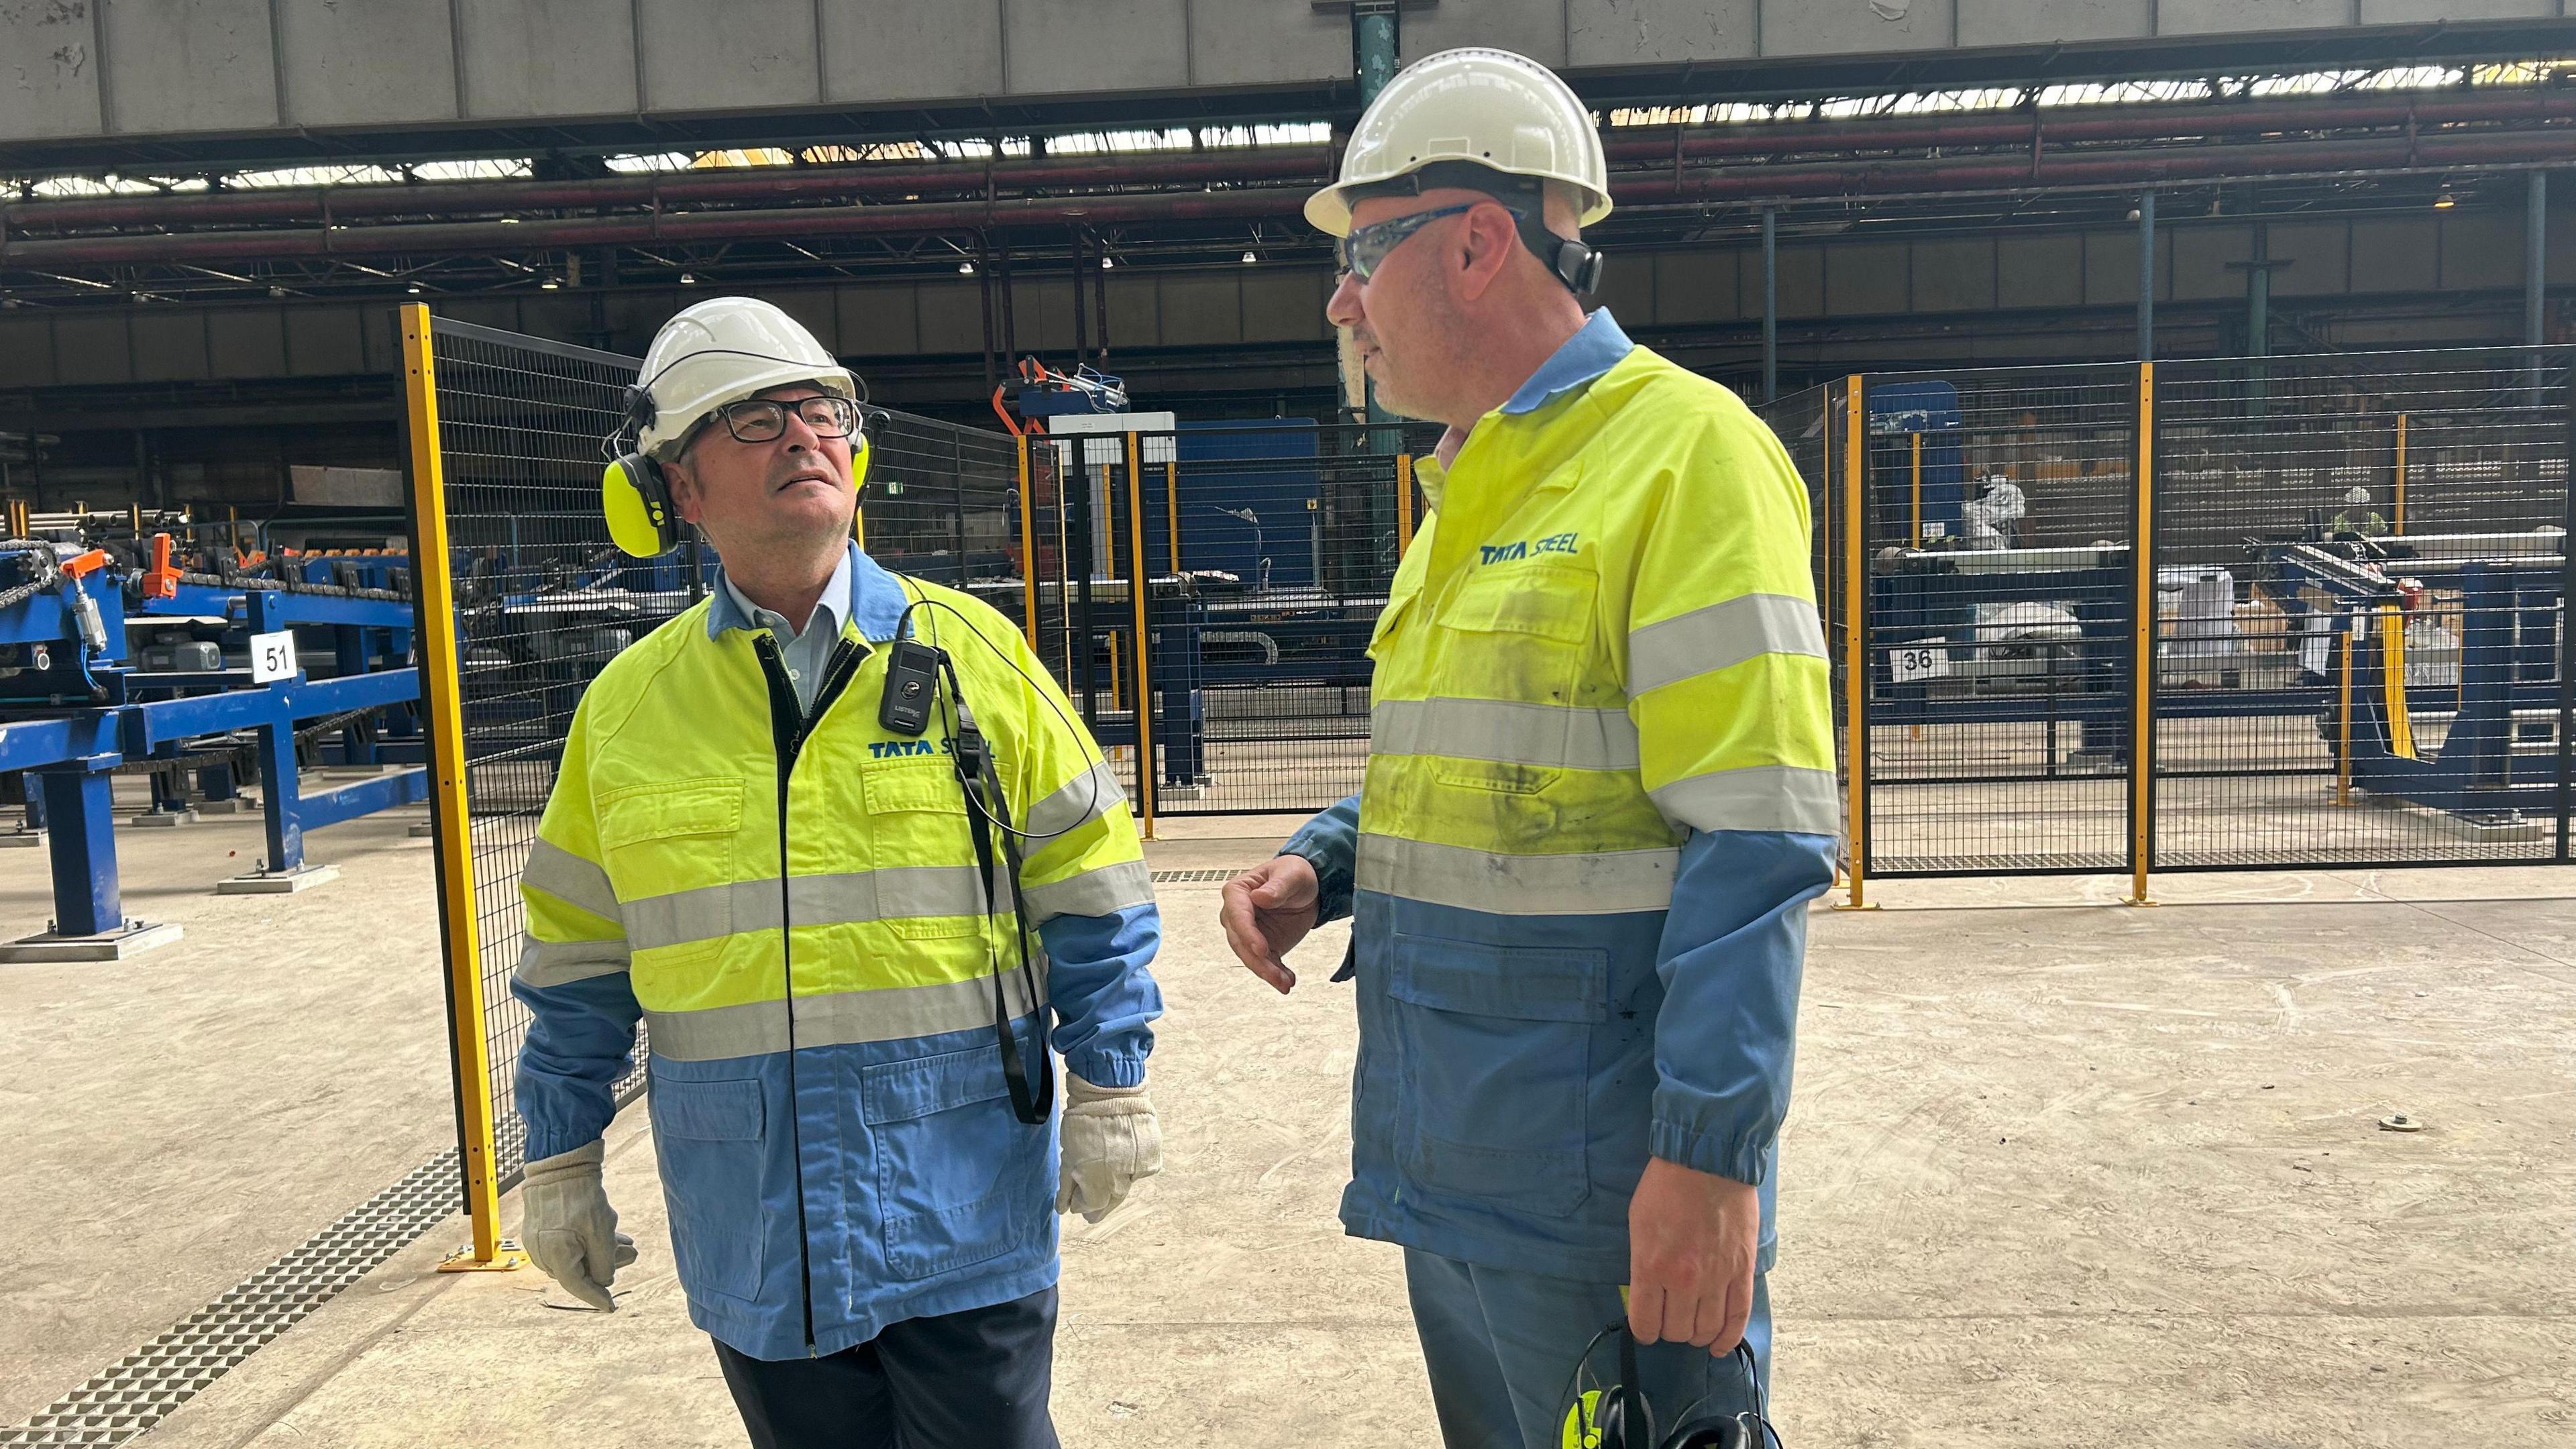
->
xmin=1148 ymin=869 xmax=1238 ymax=883
xmin=0 ymin=1151 xmax=464 ymax=1448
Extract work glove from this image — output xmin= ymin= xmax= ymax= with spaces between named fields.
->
xmin=1056 ymin=1075 xmax=1163 ymax=1224
xmin=521 ymin=1140 xmax=637 ymax=1311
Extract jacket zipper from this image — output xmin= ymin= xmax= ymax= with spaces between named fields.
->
xmin=753 ymin=631 xmax=866 ymax=1354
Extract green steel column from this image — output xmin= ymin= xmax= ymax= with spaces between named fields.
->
xmin=2528 ymin=170 xmax=2548 ymax=397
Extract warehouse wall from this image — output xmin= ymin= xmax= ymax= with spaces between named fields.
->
xmin=1 ymin=0 xmax=2561 ymax=145
xmin=0 ymin=207 xmax=2563 ymax=389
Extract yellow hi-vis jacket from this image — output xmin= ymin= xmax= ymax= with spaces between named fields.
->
xmin=1285 ymin=309 xmax=1837 ymax=1281
xmin=510 ymin=543 xmax=1161 ymax=1359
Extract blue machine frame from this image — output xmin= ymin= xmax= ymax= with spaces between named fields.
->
xmin=2 ymin=540 xmax=427 ymax=948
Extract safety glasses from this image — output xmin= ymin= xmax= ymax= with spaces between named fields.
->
xmin=1340 ymin=202 xmax=1516 ymax=283
xmin=713 ymin=394 xmax=861 ymax=444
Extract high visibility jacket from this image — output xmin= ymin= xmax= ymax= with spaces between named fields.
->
xmin=510 ymin=544 xmax=1161 ymax=1360
xmin=1286 ymin=313 xmax=1836 ymax=1283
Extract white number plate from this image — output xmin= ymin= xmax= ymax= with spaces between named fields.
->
xmin=250 ymin=630 xmax=299 ymax=683
xmin=1886 ymin=640 xmax=1949 ymax=685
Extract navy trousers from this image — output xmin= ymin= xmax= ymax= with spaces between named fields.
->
xmin=710 ymin=1286 xmax=1059 ymax=1449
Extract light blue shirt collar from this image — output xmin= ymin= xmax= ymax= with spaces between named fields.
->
xmin=1499 ymin=307 xmax=1634 ymax=415
xmin=705 ymin=542 xmax=910 ymax=644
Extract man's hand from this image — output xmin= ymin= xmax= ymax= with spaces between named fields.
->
xmin=1218 ymin=855 xmax=1321 ymax=994
xmin=1627 ymin=1157 xmax=1760 ymax=1356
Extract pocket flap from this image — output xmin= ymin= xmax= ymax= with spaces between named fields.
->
xmin=863 ymin=763 xmax=961 ymax=816
xmin=653 ymin=1077 xmax=764 ymax=1140
xmin=1390 ymin=938 xmax=1608 ymax=1023
xmin=600 ymin=777 xmax=743 ymax=850
xmin=1440 ymin=564 xmax=1596 ymax=643
xmin=861 ymin=1044 xmax=1010 ymax=1125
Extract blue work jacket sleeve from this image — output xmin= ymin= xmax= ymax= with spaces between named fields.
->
xmin=1281 ymin=792 xmax=1362 ymax=925
xmin=1647 ymin=827 xmax=1836 ymax=1185
xmin=511 ymin=971 xmax=644 ymax=1163
xmin=1040 ymin=901 xmax=1163 ymax=1089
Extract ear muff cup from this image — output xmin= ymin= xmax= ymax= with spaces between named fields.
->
xmin=603 ymin=451 xmax=678 ymax=559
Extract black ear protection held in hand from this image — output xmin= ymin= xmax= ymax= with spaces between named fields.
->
xmin=1562 ymin=1326 xmax=1780 ymax=1449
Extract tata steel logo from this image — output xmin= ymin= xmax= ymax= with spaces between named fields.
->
xmin=1479 ymin=531 xmax=1579 ymax=566
xmin=867 ymin=739 xmax=951 ymax=759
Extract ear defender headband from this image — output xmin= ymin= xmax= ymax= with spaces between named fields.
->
xmin=600 ymin=360 xmax=887 ymax=559
xmin=1348 ymin=160 xmax=1606 ymax=297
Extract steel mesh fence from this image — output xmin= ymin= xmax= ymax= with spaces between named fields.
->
xmin=423 ymin=318 xmax=657 ymax=1185
xmin=1145 ymin=421 xmax=1440 ymax=816
xmin=2152 ymin=346 xmax=2575 ymax=868
xmin=1765 ymin=346 xmax=2576 ymax=888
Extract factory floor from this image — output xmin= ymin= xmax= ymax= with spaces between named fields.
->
xmin=5 ymin=800 xmax=2573 ymax=1446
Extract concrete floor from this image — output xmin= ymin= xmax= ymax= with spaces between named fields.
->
xmin=7 ymin=799 xmax=2575 ymax=1446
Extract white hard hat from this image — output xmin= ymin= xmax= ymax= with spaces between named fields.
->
xmin=634 ymin=296 xmax=857 ymax=459
xmin=2345 ymin=486 xmax=2372 ymax=504
xmin=1304 ymin=47 xmax=1611 ymax=237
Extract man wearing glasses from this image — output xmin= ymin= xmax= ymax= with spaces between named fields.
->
xmin=1218 ymin=48 xmax=1836 ymax=1445
xmin=510 ymin=297 xmax=1164 ymax=1448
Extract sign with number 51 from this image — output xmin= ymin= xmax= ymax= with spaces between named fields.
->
xmin=249 ymin=630 xmax=300 ymax=684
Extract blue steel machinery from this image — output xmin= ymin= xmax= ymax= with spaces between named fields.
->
xmin=0 ymin=523 xmax=426 ymax=960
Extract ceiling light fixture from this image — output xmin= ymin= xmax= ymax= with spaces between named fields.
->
xmin=959 ymin=260 xmax=975 ymax=274
xmin=680 ymin=270 xmax=697 ymax=284
xmin=407 ymin=282 xmax=423 ymax=294
xmin=539 ymin=275 xmax=560 ymax=290
xmin=1101 ymin=256 xmax=1115 ymax=270
xmin=1241 ymin=250 xmax=1257 ymax=264
xmin=2434 ymin=191 xmax=2457 ymax=209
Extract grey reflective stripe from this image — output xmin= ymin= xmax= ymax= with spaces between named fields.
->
xmin=621 ymin=866 xmax=1004 ymax=951
xmin=792 ymin=865 xmax=996 ymax=924
xmin=1628 ymin=593 xmax=1828 ymax=696
xmin=643 ymin=967 xmax=1046 ymax=1062
xmin=513 ymin=932 xmax=632 ymax=987
xmin=1372 ymin=697 xmax=1639 ymax=771
xmin=1354 ymin=834 xmax=1679 ymax=916
xmin=1021 ymin=857 xmax=1155 ymax=923
xmin=523 ymin=837 xmax=619 ymax=921
xmin=1024 ymin=760 xmax=1127 ymax=839
xmin=1649 ymin=765 xmax=1842 ymax=836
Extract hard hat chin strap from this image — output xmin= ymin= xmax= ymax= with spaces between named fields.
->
xmin=1348 ymin=161 xmax=1605 ymax=297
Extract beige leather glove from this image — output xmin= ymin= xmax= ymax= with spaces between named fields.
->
xmin=521 ymin=1140 xmax=637 ymax=1311
xmin=1057 ymin=1075 xmax=1163 ymax=1224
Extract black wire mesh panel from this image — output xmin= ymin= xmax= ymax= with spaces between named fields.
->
xmin=1856 ymin=363 xmax=2143 ymax=875
xmin=1759 ymin=382 xmax=1844 ymax=862
xmin=1145 ymin=420 xmax=1440 ymax=816
xmin=2151 ymin=345 xmax=2576 ymax=868
xmin=428 ymin=317 xmax=657 ymax=1183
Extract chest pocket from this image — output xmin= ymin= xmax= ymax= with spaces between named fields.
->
xmin=1432 ymin=561 xmax=1598 ymax=708
xmin=860 ymin=761 xmax=984 ymax=939
xmin=598 ymin=777 xmax=744 ymax=960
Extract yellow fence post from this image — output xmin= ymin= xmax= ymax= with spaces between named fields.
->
xmin=1017 ymin=433 xmax=1039 ymax=651
xmin=1909 ymin=431 xmax=1922 ymax=543
xmin=2379 ymin=606 xmax=2418 ymax=759
xmin=402 ymin=303 xmax=525 ymax=1273
xmin=1124 ymin=433 xmax=1157 ymax=840
xmin=1395 ymin=453 xmax=1416 ymax=556
xmin=1835 ymin=376 xmax=1878 ymax=911
xmin=2127 ymin=361 xmax=2157 ymax=908
xmin=2393 ymin=412 xmax=2409 ymax=535
xmin=2337 ymin=611 xmax=2357 ymax=806
xmin=1165 ymin=458 xmax=1181 ymax=580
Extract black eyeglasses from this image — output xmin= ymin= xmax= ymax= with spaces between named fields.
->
xmin=712 ymin=394 xmax=861 ymax=444
xmin=1340 ymin=202 xmax=1520 ymax=282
